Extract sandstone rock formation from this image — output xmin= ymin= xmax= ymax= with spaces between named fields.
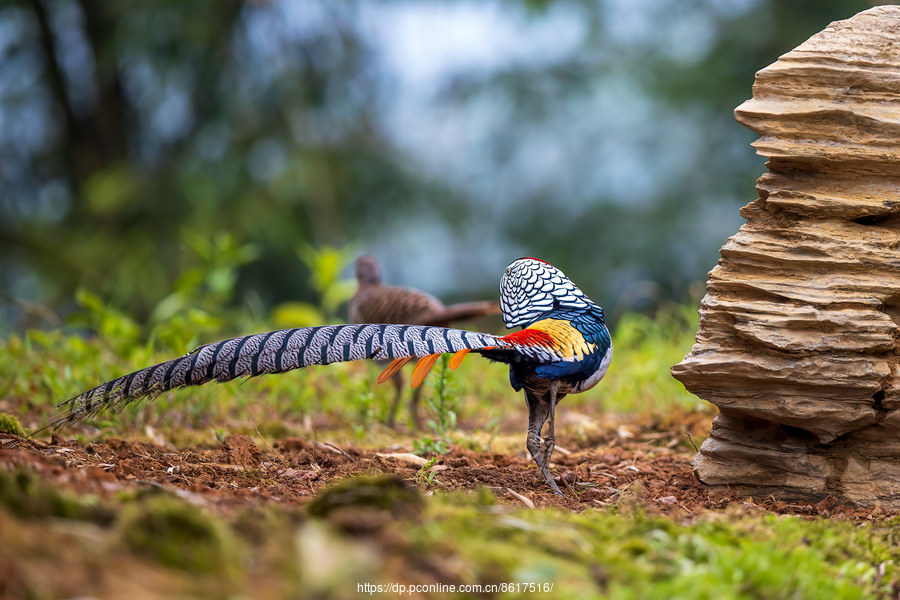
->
xmin=671 ymin=6 xmax=900 ymax=506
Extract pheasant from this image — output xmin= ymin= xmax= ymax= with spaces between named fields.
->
xmin=349 ymin=255 xmax=498 ymax=428
xmin=45 ymin=258 xmax=612 ymax=495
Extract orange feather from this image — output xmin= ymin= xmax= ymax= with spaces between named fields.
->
xmin=410 ymin=354 xmax=440 ymax=388
xmin=449 ymin=348 xmax=471 ymax=370
xmin=377 ymin=357 xmax=412 ymax=384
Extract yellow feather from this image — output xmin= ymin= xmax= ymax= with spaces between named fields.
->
xmin=527 ymin=319 xmax=596 ymax=360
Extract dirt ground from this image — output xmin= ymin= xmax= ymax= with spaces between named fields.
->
xmin=0 ymin=426 xmax=887 ymax=521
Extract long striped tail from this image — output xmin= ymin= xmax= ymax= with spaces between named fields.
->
xmin=45 ymin=324 xmax=506 ymax=431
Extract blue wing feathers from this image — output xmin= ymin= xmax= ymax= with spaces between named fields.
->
xmin=529 ymin=306 xmax=610 ymax=381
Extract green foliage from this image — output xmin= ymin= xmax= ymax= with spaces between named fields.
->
xmin=297 ymin=244 xmax=357 ymax=321
xmin=64 ymin=231 xmax=263 ymax=357
xmin=117 ymin=493 xmax=239 ymax=576
xmin=148 ymin=232 xmax=260 ymax=353
xmin=412 ymin=355 xmax=458 ymax=455
xmin=0 ymin=413 xmax=25 ymax=436
xmin=269 ymin=302 xmax=328 ymax=330
xmin=271 ymin=244 xmax=356 ymax=328
xmin=68 ymin=289 xmax=142 ymax=356
xmin=589 ymin=304 xmax=707 ymax=415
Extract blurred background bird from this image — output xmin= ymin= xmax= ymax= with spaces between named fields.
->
xmin=349 ymin=255 xmax=499 ymax=428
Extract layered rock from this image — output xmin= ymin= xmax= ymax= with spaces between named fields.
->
xmin=671 ymin=6 xmax=900 ymax=506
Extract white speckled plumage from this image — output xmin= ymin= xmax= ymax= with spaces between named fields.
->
xmin=499 ymin=258 xmax=591 ymax=328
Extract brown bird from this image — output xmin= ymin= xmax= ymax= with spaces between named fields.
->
xmin=349 ymin=255 xmax=499 ymax=428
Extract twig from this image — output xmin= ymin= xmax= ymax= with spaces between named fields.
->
xmin=683 ymin=430 xmax=699 ymax=453
xmin=507 ymin=488 xmax=535 ymax=509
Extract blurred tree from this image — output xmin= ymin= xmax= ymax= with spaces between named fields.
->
xmin=0 ymin=0 xmax=879 ymax=333
xmin=0 ymin=0 xmax=444 ymax=329
xmin=432 ymin=0 xmax=878 ymax=309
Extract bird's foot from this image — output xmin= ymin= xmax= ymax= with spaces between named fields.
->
xmin=541 ymin=466 xmax=563 ymax=496
xmin=540 ymin=439 xmax=555 ymax=472
xmin=530 ymin=452 xmax=563 ymax=496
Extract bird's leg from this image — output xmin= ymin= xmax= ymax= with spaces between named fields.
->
xmin=525 ymin=390 xmax=562 ymax=496
xmin=410 ymin=385 xmax=424 ymax=431
xmin=541 ymin=380 xmax=560 ymax=474
xmin=386 ymin=372 xmax=404 ymax=428
xmin=524 ymin=391 xmax=548 ymax=466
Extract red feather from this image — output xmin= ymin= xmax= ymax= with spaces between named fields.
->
xmin=520 ymin=256 xmax=550 ymax=264
xmin=500 ymin=328 xmax=553 ymax=347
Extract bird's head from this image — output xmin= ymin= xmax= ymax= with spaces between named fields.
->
xmin=355 ymin=255 xmax=382 ymax=285
xmin=499 ymin=257 xmax=590 ymax=328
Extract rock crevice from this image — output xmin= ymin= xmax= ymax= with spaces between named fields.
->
xmin=672 ymin=6 xmax=900 ymax=506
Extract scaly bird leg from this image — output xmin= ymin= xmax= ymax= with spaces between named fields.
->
xmin=525 ymin=390 xmax=562 ymax=496
xmin=409 ymin=385 xmax=423 ymax=431
xmin=541 ymin=380 xmax=560 ymax=482
xmin=386 ymin=372 xmax=404 ymax=428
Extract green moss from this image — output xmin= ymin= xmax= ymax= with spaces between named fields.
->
xmin=117 ymin=494 xmax=239 ymax=576
xmin=307 ymin=474 xmax=422 ymax=519
xmin=439 ymin=486 xmax=497 ymax=507
xmin=0 ymin=412 xmax=25 ymax=436
xmin=254 ymin=420 xmax=291 ymax=439
xmin=404 ymin=501 xmax=900 ymax=599
xmin=232 ymin=504 xmax=298 ymax=545
xmin=0 ymin=468 xmax=112 ymax=523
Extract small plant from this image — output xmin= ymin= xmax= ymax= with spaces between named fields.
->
xmin=349 ymin=387 xmax=375 ymax=441
xmin=297 ymin=243 xmax=357 ymax=322
xmin=412 ymin=436 xmax=451 ymax=456
xmin=427 ymin=355 xmax=458 ymax=437
xmin=415 ymin=456 xmax=441 ymax=487
xmin=413 ymin=355 xmax=458 ymax=455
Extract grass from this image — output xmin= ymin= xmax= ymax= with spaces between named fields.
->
xmin=579 ymin=304 xmax=703 ymax=415
xmin=0 ymin=303 xmax=707 ymax=444
xmin=1 ymin=473 xmax=897 ymax=599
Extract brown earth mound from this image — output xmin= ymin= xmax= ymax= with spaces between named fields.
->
xmin=0 ymin=430 xmax=886 ymax=520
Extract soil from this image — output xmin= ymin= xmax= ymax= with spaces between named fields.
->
xmin=0 ymin=427 xmax=888 ymax=521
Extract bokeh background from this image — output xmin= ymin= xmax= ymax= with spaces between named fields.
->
xmin=0 ymin=0 xmax=880 ymax=335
